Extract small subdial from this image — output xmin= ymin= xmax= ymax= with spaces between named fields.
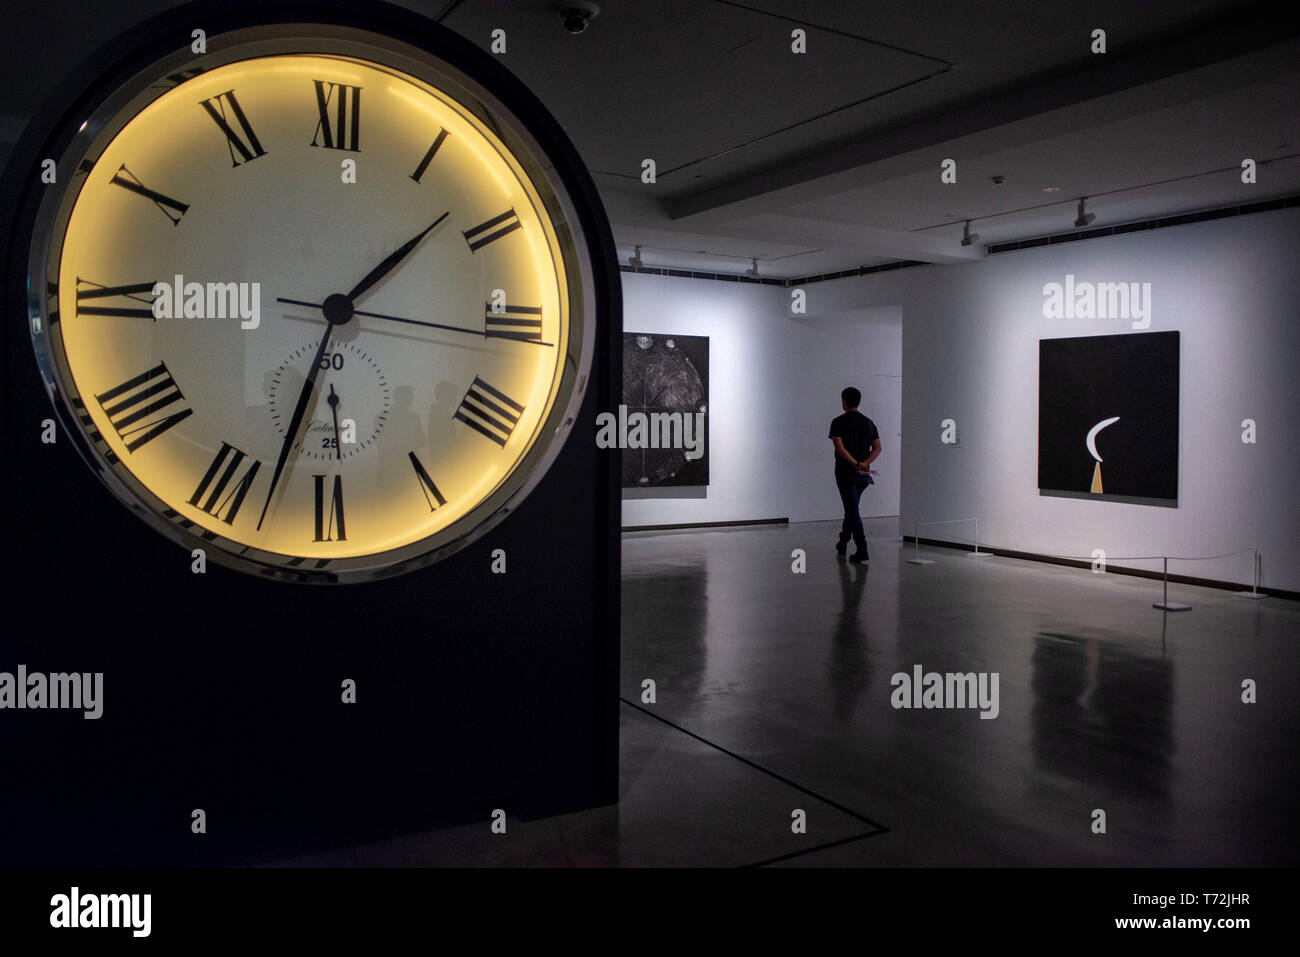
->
xmin=268 ymin=340 xmax=393 ymax=461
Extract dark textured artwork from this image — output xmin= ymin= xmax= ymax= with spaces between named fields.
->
xmin=623 ymin=332 xmax=709 ymax=487
xmin=1038 ymin=331 xmax=1179 ymax=501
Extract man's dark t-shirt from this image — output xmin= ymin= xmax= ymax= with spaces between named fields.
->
xmin=829 ymin=411 xmax=879 ymax=481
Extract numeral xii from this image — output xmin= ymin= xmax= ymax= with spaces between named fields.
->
xmin=311 ymin=80 xmax=362 ymax=151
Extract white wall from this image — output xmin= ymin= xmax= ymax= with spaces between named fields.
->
xmin=620 ymin=273 xmax=902 ymax=528
xmin=804 ymin=207 xmax=1300 ymax=592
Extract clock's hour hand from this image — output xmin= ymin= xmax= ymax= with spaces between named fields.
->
xmin=276 ymin=298 xmax=555 ymax=348
xmin=346 ymin=211 xmax=449 ymax=303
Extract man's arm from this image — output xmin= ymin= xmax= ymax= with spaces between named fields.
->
xmin=860 ymin=438 xmax=882 ymax=469
xmin=831 ymin=436 xmax=859 ymax=466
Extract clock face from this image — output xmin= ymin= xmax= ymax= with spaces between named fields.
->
xmin=30 ymin=33 xmax=598 ymax=582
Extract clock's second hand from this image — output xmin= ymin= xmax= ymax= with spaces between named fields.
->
xmin=276 ymin=297 xmax=555 ymax=348
xmin=327 ymin=383 xmax=342 ymax=461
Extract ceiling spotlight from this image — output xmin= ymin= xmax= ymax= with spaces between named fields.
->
xmin=1041 ymin=186 xmax=1061 ymax=193
xmin=1074 ymin=197 xmax=1096 ymax=228
xmin=960 ymin=220 xmax=979 ymax=247
xmin=627 ymin=244 xmax=643 ymax=268
xmin=744 ymin=258 xmax=760 ymax=277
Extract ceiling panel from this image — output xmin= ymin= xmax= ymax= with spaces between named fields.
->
xmin=443 ymin=0 xmax=939 ymax=186
xmin=785 ymin=71 xmax=1300 ymax=233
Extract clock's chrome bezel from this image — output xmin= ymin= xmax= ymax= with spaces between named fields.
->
xmin=26 ymin=24 xmax=601 ymax=584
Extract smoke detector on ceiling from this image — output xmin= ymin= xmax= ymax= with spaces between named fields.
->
xmin=554 ymin=1 xmax=600 ymax=34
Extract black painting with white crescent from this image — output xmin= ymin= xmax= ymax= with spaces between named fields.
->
xmin=1038 ymin=332 xmax=1179 ymax=501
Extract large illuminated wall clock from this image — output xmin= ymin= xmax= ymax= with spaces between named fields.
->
xmin=24 ymin=3 xmax=604 ymax=583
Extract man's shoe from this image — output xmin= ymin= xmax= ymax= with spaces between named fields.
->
xmin=848 ymin=551 xmax=869 ymax=564
xmin=835 ymin=534 xmax=849 ymax=555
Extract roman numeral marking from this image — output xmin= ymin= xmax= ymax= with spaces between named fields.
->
xmin=45 ymin=281 xmax=58 ymax=327
xmin=161 ymin=507 xmax=196 ymax=529
xmin=95 ymin=362 xmax=193 ymax=452
xmin=110 ymin=164 xmax=190 ymax=225
xmin=71 ymin=396 xmax=116 ymax=464
xmin=453 ymin=377 xmax=524 ymax=447
xmin=410 ymin=127 xmax=449 ymax=183
xmin=75 ymin=278 xmax=156 ymax=319
xmin=313 ymin=474 xmax=347 ymax=541
xmin=199 ymin=90 xmax=267 ymax=167
xmin=190 ymin=442 xmax=261 ymax=524
xmin=311 ymin=80 xmax=362 ymax=151
xmin=463 ymin=209 xmax=521 ymax=252
xmin=152 ymin=67 xmax=206 ymax=90
xmin=408 ymin=451 xmax=447 ymax=511
xmin=162 ymin=505 xmax=227 ymax=542
xmin=484 ymin=304 xmax=544 ymax=343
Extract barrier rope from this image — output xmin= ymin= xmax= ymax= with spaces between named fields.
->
xmin=906 ymin=519 xmax=1263 ymax=598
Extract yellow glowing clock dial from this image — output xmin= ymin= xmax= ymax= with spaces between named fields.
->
xmin=36 ymin=43 xmax=593 ymax=582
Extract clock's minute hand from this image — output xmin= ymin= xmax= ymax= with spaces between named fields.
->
xmin=276 ymin=298 xmax=555 ymax=348
xmin=257 ymin=320 xmax=335 ymax=530
xmin=256 ymin=213 xmax=450 ymax=530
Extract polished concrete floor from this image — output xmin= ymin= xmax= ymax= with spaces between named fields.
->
xmin=279 ymin=517 xmax=1298 ymax=866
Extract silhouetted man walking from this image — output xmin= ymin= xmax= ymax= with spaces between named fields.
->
xmin=829 ymin=387 xmax=881 ymax=564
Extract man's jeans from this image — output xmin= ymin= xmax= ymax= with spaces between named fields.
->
xmin=836 ymin=471 xmax=872 ymax=552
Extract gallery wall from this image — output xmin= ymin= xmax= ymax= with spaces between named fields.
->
xmin=806 ymin=207 xmax=1300 ymax=592
xmin=619 ymin=273 xmax=903 ymax=528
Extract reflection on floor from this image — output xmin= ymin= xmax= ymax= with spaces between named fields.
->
xmin=276 ymin=517 xmax=1299 ymax=866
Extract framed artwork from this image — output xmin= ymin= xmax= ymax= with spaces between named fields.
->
xmin=622 ymin=332 xmax=709 ymax=487
xmin=1038 ymin=332 xmax=1179 ymax=502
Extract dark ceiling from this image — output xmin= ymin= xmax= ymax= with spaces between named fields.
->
xmin=4 ymin=0 xmax=1298 ymax=276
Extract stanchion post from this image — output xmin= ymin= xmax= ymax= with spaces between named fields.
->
xmin=907 ymin=519 xmax=935 ymax=566
xmin=1237 ymin=547 xmax=1266 ymax=599
xmin=968 ymin=516 xmax=994 ymax=559
xmin=1154 ymin=555 xmax=1192 ymax=612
